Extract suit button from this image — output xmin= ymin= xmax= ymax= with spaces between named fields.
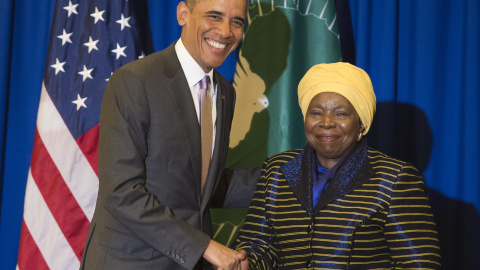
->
xmin=166 ymin=249 xmax=171 ymax=255
xmin=306 ymin=224 xmax=313 ymax=234
xmin=306 ymin=260 xmax=313 ymax=268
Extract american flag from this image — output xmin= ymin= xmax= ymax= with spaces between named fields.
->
xmin=17 ymin=0 xmax=152 ymax=269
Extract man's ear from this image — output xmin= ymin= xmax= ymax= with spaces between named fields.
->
xmin=177 ymin=1 xmax=189 ymax=26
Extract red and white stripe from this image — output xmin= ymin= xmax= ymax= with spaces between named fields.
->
xmin=17 ymin=83 xmax=99 ymax=269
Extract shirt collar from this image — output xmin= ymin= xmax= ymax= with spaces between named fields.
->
xmin=175 ymin=38 xmax=215 ymax=93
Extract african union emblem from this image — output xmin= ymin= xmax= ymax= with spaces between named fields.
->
xmin=227 ymin=0 xmax=342 ymax=168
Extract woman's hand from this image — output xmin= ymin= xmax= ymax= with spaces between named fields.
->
xmin=238 ymin=250 xmax=249 ymax=270
xmin=203 ymin=240 xmax=248 ymax=270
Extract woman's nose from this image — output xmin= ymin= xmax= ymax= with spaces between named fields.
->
xmin=319 ymin=114 xmax=335 ymax=128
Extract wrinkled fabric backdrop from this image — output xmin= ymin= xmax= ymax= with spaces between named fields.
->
xmin=0 ymin=0 xmax=478 ymax=269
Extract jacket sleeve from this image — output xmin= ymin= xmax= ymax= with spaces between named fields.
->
xmin=98 ymin=67 xmax=210 ymax=270
xmin=233 ymin=159 xmax=281 ymax=269
xmin=385 ymin=163 xmax=441 ymax=269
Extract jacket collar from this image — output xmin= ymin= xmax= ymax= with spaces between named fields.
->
xmin=281 ymin=139 xmax=375 ymax=216
xmin=163 ymin=42 xmax=228 ymax=208
xmin=201 ymin=73 xmax=227 ymax=209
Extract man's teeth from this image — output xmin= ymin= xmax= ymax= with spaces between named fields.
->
xmin=206 ymin=39 xmax=226 ymax=49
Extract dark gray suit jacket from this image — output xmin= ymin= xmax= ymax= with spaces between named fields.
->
xmin=80 ymin=42 xmax=235 ymax=270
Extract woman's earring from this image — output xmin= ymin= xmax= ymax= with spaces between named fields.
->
xmin=357 ymin=133 xmax=363 ymax=142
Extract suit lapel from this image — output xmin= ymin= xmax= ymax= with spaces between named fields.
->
xmin=201 ymin=72 xmax=226 ymax=208
xmin=281 ymin=141 xmax=376 ymax=216
xmin=281 ymin=146 xmax=314 ymax=216
xmin=162 ymin=44 xmax=232 ymax=209
xmin=163 ymin=45 xmax=203 ymax=198
xmin=315 ymin=139 xmax=375 ymax=212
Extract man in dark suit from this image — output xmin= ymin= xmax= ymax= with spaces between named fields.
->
xmin=80 ymin=0 xmax=249 ymax=269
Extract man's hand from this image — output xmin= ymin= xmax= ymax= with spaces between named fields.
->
xmin=203 ymin=240 xmax=247 ymax=270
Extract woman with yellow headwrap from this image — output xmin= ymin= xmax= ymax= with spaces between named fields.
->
xmin=234 ymin=63 xmax=441 ymax=269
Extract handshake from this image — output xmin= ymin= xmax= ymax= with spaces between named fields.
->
xmin=203 ymin=239 xmax=249 ymax=270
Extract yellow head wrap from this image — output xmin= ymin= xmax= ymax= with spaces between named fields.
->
xmin=298 ymin=62 xmax=376 ymax=135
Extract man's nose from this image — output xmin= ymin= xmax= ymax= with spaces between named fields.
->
xmin=215 ymin=20 xmax=233 ymax=38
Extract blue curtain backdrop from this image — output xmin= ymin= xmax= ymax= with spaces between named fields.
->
xmin=348 ymin=1 xmax=479 ymax=268
xmin=0 ymin=0 xmax=478 ymax=269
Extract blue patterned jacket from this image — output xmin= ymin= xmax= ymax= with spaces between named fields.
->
xmin=235 ymin=140 xmax=441 ymax=269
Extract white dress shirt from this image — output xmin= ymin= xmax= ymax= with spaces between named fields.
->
xmin=175 ymin=38 xmax=217 ymax=156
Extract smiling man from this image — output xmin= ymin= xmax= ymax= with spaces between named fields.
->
xmin=80 ymin=0 xmax=249 ymax=269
